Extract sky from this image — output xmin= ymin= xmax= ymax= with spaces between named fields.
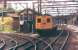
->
xmin=6 ymin=0 xmax=78 ymax=16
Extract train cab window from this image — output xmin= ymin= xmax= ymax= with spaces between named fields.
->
xmin=37 ymin=18 xmax=41 ymax=23
xmin=47 ymin=18 xmax=50 ymax=23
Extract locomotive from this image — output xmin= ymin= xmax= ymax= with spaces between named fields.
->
xmin=34 ymin=14 xmax=58 ymax=36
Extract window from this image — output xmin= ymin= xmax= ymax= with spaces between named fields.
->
xmin=47 ymin=18 xmax=50 ymax=23
xmin=37 ymin=18 xmax=41 ymax=23
xmin=0 ymin=12 xmax=7 ymax=17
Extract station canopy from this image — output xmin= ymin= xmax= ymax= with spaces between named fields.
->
xmin=0 ymin=0 xmax=78 ymax=16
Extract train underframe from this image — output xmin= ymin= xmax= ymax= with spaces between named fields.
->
xmin=36 ymin=27 xmax=61 ymax=37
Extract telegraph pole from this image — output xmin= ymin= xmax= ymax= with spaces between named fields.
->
xmin=4 ymin=0 xmax=7 ymax=9
xmin=38 ymin=0 xmax=42 ymax=15
xmin=1 ymin=0 xmax=7 ymax=31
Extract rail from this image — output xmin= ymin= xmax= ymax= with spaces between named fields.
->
xmin=52 ymin=30 xmax=69 ymax=50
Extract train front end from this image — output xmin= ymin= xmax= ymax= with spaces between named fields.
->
xmin=35 ymin=15 xmax=57 ymax=36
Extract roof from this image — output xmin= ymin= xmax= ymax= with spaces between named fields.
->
xmin=19 ymin=8 xmax=39 ymax=15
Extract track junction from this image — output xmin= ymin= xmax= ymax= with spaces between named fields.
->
xmin=0 ymin=29 xmax=69 ymax=50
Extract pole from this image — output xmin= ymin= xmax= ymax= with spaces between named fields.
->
xmin=4 ymin=0 xmax=7 ymax=9
xmin=32 ymin=3 xmax=34 ymax=33
xmin=2 ymin=0 xmax=7 ymax=31
xmin=38 ymin=0 xmax=42 ymax=15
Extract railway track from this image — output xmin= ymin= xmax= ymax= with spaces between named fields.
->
xmin=52 ymin=30 xmax=69 ymax=50
xmin=11 ymin=30 xmax=64 ymax=50
xmin=12 ymin=30 xmax=68 ymax=50
xmin=0 ymin=34 xmax=18 ymax=50
xmin=0 ymin=30 xmax=69 ymax=50
xmin=1 ymin=33 xmax=35 ymax=50
xmin=32 ymin=30 xmax=63 ymax=50
xmin=32 ymin=30 xmax=69 ymax=50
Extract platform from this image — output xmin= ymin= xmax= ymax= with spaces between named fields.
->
xmin=63 ymin=25 xmax=78 ymax=50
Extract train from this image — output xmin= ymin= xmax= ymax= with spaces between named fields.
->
xmin=34 ymin=14 xmax=58 ymax=36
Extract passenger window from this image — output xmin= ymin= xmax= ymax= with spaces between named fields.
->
xmin=47 ymin=18 xmax=50 ymax=23
xmin=37 ymin=18 xmax=41 ymax=23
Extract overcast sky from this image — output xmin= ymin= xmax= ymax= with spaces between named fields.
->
xmin=7 ymin=0 xmax=78 ymax=16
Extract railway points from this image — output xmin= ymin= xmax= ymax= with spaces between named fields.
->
xmin=0 ymin=29 xmax=69 ymax=50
